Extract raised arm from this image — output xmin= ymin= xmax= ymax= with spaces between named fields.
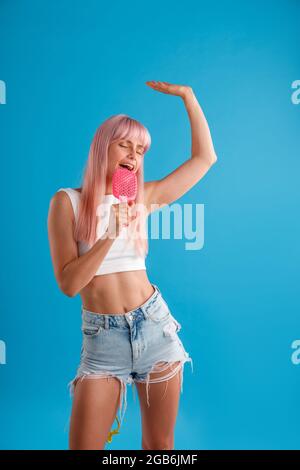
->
xmin=144 ymin=81 xmax=217 ymax=211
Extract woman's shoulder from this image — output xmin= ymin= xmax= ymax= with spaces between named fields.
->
xmin=52 ymin=188 xmax=81 ymax=219
xmin=56 ymin=187 xmax=81 ymax=197
xmin=48 ymin=188 xmax=77 ymax=225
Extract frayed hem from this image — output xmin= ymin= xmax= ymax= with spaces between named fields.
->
xmin=134 ymin=356 xmax=194 ymax=408
xmin=67 ymin=372 xmax=129 ymax=444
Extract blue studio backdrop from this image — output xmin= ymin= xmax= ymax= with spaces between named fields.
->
xmin=0 ymin=0 xmax=299 ymax=450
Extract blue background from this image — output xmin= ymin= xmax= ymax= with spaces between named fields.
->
xmin=0 ymin=0 xmax=299 ymax=450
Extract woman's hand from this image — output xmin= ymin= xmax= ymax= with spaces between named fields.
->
xmin=145 ymin=80 xmax=193 ymax=99
xmin=106 ymin=201 xmax=137 ymax=239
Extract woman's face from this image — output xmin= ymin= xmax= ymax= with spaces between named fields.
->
xmin=106 ymin=138 xmax=145 ymax=183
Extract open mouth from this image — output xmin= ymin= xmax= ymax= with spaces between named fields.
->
xmin=118 ymin=163 xmax=135 ymax=171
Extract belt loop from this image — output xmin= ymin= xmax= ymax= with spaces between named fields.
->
xmin=104 ymin=316 xmax=109 ymax=330
xmin=142 ymin=305 xmax=148 ymax=320
xmin=141 ymin=303 xmax=148 ymax=320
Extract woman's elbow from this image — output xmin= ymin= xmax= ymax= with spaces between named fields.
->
xmin=59 ymin=276 xmax=76 ymax=298
xmin=210 ymin=153 xmax=218 ymax=165
xmin=64 ymin=287 xmax=76 ymax=298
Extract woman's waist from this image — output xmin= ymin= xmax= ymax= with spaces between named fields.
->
xmin=79 ymin=270 xmax=154 ymax=315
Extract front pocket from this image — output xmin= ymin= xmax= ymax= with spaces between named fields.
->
xmin=81 ymin=323 xmax=102 ymax=337
xmin=147 ymin=298 xmax=171 ymax=323
xmin=163 ymin=315 xmax=182 ymax=336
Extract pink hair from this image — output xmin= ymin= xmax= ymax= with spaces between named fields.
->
xmin=74 ymin=114 xmax=151 ymax=258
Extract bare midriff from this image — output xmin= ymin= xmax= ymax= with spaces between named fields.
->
xmin=79 ymin=269 xmax=155 ymax=315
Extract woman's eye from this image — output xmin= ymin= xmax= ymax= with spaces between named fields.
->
xmin=119 ymin=144 xmax=144 ymax=156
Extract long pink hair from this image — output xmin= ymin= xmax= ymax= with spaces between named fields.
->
xmin=74 ymin=114 xmax=151 ymax=258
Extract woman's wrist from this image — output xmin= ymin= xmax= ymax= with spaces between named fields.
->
xmin=181 ymin=87 xmax=196 ymax=104
xmin=99 ymin=228 xmax=116 ymax=243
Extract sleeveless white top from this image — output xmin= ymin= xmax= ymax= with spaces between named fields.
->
xmin=57 ymin=188 xmax=146 ymax=276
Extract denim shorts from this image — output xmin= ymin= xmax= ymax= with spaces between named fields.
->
xmin=67 ymin=283 xmax=193 ymax=444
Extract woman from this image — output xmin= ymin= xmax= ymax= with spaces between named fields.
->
xmin=47 ymin=80 xmax=217 ymax=450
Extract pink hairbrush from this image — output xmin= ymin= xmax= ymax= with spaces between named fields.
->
xmin=112 ymin=167 xmax=137 ymax=203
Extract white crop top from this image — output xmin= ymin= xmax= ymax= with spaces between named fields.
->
xmin=57 ymin=188 xmax=147 ymax=276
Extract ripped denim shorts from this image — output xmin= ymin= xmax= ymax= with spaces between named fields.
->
xmin=67 ymin=283 xmax=193 ymax=444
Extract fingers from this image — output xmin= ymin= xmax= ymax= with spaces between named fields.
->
xmin=118 ymin=201 xmax=134 ymax=217
xmin=118 ymin=201 xmax=137 ymax=227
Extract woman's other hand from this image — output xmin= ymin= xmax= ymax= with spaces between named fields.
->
xmin=145 ymin=80 xmax=193 ymax=99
